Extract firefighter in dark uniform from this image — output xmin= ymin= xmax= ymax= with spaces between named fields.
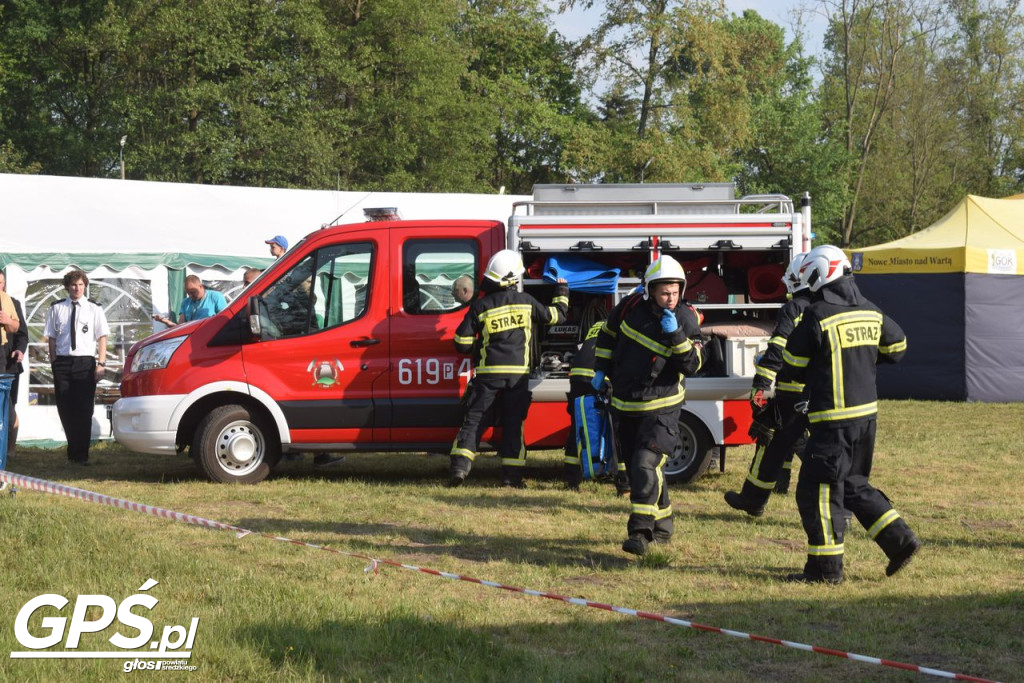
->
xmin=592 ymin=255 xmax=703 ymax=556
xmin=781 ymin=245 xmax=921 ymax=583
xmin=725 ymin=253 xmax=812 ymax=516
xmin=449 ymin=249 xmax=569 ymax=488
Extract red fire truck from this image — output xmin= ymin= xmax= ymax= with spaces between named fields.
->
xmin=113 ymin=183 xmax=811 ymax=483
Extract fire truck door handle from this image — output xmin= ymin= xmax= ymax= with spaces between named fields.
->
xmin=350 ymin=337 xmax=380 ymax=347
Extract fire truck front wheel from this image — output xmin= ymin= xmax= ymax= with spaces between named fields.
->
xmin=663 ymin=411 xmax=715 ymax=484
xmin=194 ymin=404 xmax=282 ymax=484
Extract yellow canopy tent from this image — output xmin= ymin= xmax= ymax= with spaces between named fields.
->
xmin=848 ymin=195 xmax=1024 ymax=401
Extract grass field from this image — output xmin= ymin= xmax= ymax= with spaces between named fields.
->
xmin=1 ymin=400 xmax=1021 ymax=682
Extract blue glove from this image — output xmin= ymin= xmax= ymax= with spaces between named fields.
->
xmin=661 ymin=308 xmax=679 ymax=333
xmin=591 ymin=370 xmax=606 ymax=392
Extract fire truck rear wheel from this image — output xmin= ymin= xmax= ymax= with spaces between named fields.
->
xmin=194 ymin=404 xmax=281 ymax=484
xmin=664 ymin=411 xmax=714 ymax=484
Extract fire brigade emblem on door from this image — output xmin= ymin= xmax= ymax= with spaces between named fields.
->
xmin=307 ymin=359 xmax=345 ymax=388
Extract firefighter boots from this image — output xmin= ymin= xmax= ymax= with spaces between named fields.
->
xmin=621 ymin=533 xmax=649 ymax=556
xmin=501 ymin=467 xmax=525 ymax=489
xmin=448 ymin=455 xmax=472 ymax=488
xmin=563 ymin=463 xmax=582 ymax=491
xmin=885 ymin=536 xmax=922 ymax=577
xmin=724 ymin=491 xmax=765 ymax=517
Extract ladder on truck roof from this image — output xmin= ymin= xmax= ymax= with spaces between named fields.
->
xmin=516 ymin=182 xmax=794 ymax=216
xmin=509 ymin=184 xmax=801 ymax=254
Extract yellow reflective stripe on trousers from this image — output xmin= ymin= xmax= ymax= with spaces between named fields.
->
xmin=631 ymin=453 xmax=669 ymax=518
xmin=501 ymin=424 xmax=527 ymax=467
xmin=808 ymin=543 xmax=845 ymax=556
xmin=867 ymin=509 xmax=901 ymax=539
xmin=808 ymin=483 xmax=843 ymax=556
xmin=745 ymin=443 xmax=775 ymax=490
xmin=450 ymin=446 xmax=477 ymax=460
xmin=808 ymin=402 xmax=878 ymax=423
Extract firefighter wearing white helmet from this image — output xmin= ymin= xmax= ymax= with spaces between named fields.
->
xmin=592 ymin=254 xmax=703 ymax=556
xmin=483 ymin=249 xmax=525 ymax=287
xmin=725 ymin=253 xmax=812 ymax=518
xmin=779 ymin=244 xmax=920 ymax=583
xmin=449 ymin=250 xmax=568 ymax=488
xmin=798 ymin=244 xmax=851 ymax=292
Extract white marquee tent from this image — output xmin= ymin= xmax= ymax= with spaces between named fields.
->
xmin=0 ymin=173 xmax=526 ymax=444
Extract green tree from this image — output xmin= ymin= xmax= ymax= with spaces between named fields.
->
xmin=462 ymin=0 xmax=593 ymax=192
xmin=0 ymin=0 xmax=130 ymax=177
xmin=729 ymin=10 xmax=852 ymax=241
xmin=563 ymin=0 xmax=755 ymax=183
xmin=817 ymin=0 xmax=937 ymax=247
xmin=944 ymin=0 xmax=1024 ymax=197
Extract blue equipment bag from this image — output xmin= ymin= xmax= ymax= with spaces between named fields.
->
xmin=573 ymin=393 xmax=614 ymax=479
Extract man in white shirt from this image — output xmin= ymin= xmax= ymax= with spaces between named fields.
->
xmin=44 ymin=270 xmax=110 ymax=465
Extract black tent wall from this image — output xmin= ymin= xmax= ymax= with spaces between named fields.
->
xmin=964 ymin=274 xmax=1024 ymax=402
xmin=854 ymin=273 xmax=966 ymax=400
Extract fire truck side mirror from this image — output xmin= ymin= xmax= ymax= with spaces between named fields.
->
xmin=247 ymin=296 xmax=263 ymax=340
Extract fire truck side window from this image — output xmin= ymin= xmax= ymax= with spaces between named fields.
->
xmin=260 ymin=242 xmax=374 ymax=338
xmin=402 ymin=239 xmax=478 ymax=315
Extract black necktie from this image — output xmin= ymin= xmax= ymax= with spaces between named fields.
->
xmin=70 ymin=301 xmax=78 ymax=351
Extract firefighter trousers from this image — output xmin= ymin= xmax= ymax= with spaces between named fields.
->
xmin=795 ymin=418 xmax=917 ymax=579
xmin=451 ymin=375 xmax=531 ymax=470
xmin=741 ymin=392 xmax=807 ymax=506
xmin=615 ymin=408 xmax=678 ymax=541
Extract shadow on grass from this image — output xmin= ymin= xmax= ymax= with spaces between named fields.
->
xmin=234 ymin=591 xmax=1021 ymax=682
xmin=234 ymin=514 xmax=637 ymax=571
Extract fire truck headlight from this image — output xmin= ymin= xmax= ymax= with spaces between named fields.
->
xmin=130 ymin=336 xmax=186 ymax=373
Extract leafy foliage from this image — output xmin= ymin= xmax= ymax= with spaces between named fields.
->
xmin=2 ymin=0 xmax=1024 ymax=244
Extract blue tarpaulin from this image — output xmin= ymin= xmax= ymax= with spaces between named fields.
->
xmin=543 ymin=255 xmax=620 ymax=294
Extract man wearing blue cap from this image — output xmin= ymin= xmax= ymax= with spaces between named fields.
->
xmin=265 ymin=235 xmax=288 ymax=258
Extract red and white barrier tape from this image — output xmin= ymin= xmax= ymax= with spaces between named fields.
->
xmin=0 ymin=470 xmax=999 ymax=682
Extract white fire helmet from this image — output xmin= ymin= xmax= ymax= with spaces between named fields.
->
xmin=799 ymin=244 xmax=852 ymax=292
xmin=483 ymin=249 xmax=525 ymax=287
xmin=643 ymin=255 xmax=687 ymax=300
xmin=783 ymin=252 xmax=809 ymax=293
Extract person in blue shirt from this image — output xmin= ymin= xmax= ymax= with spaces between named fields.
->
xmin=154 ymin=275 xmax=227 ymax=326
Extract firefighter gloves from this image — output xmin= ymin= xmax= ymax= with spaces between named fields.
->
xmin=660 ymin=308 xmax=678 ymax=333
xmin=591 ymin=370 xmax=606 ymax=393
xmin=750 ymin=387 xmax=771 ymax=411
